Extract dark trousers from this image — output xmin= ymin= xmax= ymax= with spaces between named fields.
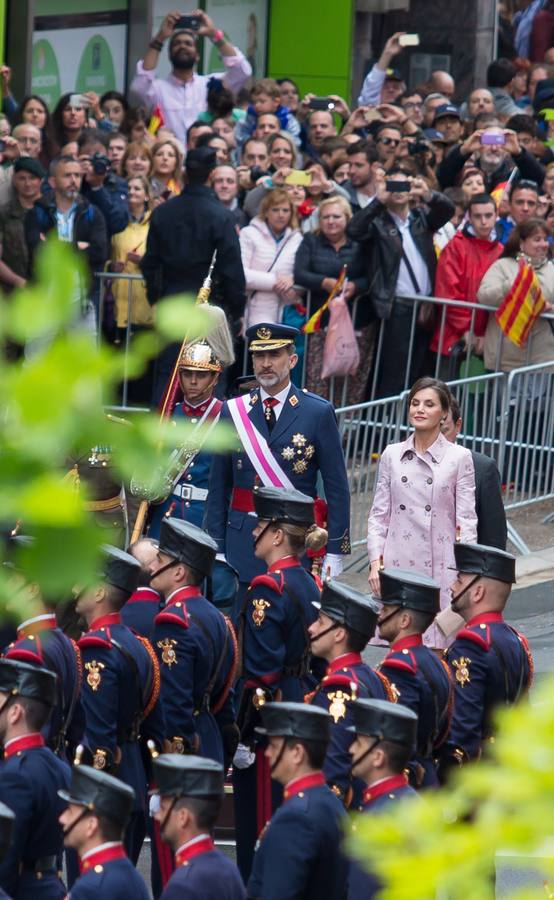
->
xmin=374 ymin=302 xmax=430 ymax=398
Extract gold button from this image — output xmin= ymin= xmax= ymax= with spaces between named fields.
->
xmin=402 ymin=649 xmax=408 ymax=654
xmin=94 ymin=864 xmax=103 ymax=873
xmin=191 ymin=418 xmax=198 ymax=424
xmin=389 ymin=793 xmax=395 ymax=799
xmin=480 ymin=623 xmax=486 ymax=629
xmin=176 ymin=602 xmax=182 ymax=608
xmin=298 ymin=792 xmax=304 ymax=798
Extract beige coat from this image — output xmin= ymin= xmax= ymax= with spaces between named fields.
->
xmin=477 ymin=256 xmax=554 ymax=372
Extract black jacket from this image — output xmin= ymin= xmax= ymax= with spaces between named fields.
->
xmin=24 ymin=192 xmax=108 ymax=280
xmin=80 ymin=172 xmax=129 ymax=237
xmin=346 ymin=192 xmax=454 ymax=319
xmin=437 ymin=144 xmax=545 ymax=191
xmin=471 ymin=450 xmax=507 ymax=550
xmin=141 ymin=183 xmax=246 ymax=322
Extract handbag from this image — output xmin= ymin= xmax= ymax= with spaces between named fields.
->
xmin=321 ymin=290 xmax=360 ymax=379
xmin=400 ymin=246 xmax=436 ymax=332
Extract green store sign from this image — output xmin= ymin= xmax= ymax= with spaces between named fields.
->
xmin=31 ymin=39 xmax=61 ymax=107
xmin=76 ymin=35 xmax=116 ymax=93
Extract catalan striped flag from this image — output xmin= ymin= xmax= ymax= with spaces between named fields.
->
xmin=148 ymin=105 xmax=164 ymax=135
xmin=495 ymin=258 xmax=545 ymax=348
xmin=303 ymin=266 xmax=347 ymax=334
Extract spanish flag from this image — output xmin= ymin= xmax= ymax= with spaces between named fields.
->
xmin=490 ymin=180 xmax=508 ymax=209
xmin=495 ymin=258 xmax=545 ymax=348
xmin=303 ymin=266 xmax=347 ymax=334
xmin=148 ymin=105 xmax=164 ymax=136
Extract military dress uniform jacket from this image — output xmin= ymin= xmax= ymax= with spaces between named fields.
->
xmin=121 ymin=587 xmax=162 ymax=640
xmin=152 ymin=586 xmax=237 ymax=764
xmin=379 ymin=635 xmax=453 ymax=786
xmin=4 ymin=616 xmax=84 ymax=758
xmin=78 ymin=613 xmax=164 ymax=809
xmin=347 ymin=775 xmax=418 ymax=900
xmin=443 ymin=612 xmax=533 ymax=763
xmin=206 ymin=385 xmax=351 ymax=584
xmin=0 ymin=733 xmax=70 ymax=900
xmin=68 ymin=844 xmax=150 ymax=899
xmin=148 ymin=397 xmax=223 ymax=539
xmin=160 ymin=837 xmax=246 ymax=900
xmin=306 ymin=653 xmax=395 ymax=804
xmin=247 ymin=773 xmax=348 ymax=900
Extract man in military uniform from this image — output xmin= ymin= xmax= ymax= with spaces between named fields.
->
xmin=377 ymin=569 xmax=453 ymax=787
xmin=441 ymin=542 xmax=533 ymax=775
xmin=149 ymin=519 xmax=238 ymax=766
xmin=306 ymin=579 xmax=395 ymax=806
xmin=347 ymin=699 xmax=418 ymax=899
xmin=0 ymin=658 xmax=70 ymax=899
xmin=59 ymin=765 xmax=150 ymax=899
xmin=124 ymin=538 xmax=161 ymax=638
xmin=206 ymin=323 xmax=351 ymax=616
xmin=3 ymin=534 xmax=84 ymax=760
xmin=76 ymin=544 xmax=164 ymax=863
xmin=248 ymin=702 xmax=348 ymax=900
xmin=152 ymin=754 xmax=245 ymax=899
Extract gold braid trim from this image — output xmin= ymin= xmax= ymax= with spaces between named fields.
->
xmin=517 ymin=630 xmax=534 ymax=690
xmin=137 ymin=635 xmax=161 ymax=719
xmin=211 ymin=616 xmax=238 ymax=716
xmin=71 ymin=639 xmax=83 ymax=691
xmin=375 ymin=668 xmax=396 ymax=703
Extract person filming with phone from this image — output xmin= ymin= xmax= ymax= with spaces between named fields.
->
xmin=438 ymin=124 xmax=545 ymax=192
xmin=130 ymin=8 xmax=251 ymax=147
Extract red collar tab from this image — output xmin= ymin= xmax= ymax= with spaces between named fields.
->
xmin=181 ymin=398 xmax=213 ymax=417
xmin=128 ymin=588 xmax=160 ymax=604
xmin=175 ymin=836 xmax=215 ymax=867
xmin=284 ymin=771 xmax=326 ymax=801
xmin=17 ymin=615 xmax=57 ymax=639
xmin=268 ymin=556 xmax=301 ymax=573
xmin=328 ymin=653 xmax=362 ymax=674
xmin=167 ymin=586 xmax=203 ymax=607
xmin=4 ymin=732 xmax=45 ymax=759
xmin=81 ymin=844 xmax=126 ymax=872
xmin=363 ymin=773 xmax=408 ymax=805
xmin=391 ymin=634 xmax=423 ymax=652
xmin=466 ymin=612 xmax=504 ymax=628
xmin=90 ymin=612 xmax=121 ymax=630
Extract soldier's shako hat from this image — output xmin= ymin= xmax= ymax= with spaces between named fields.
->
xmin=153 ymin=754 xmax=224 ymax=798
xmin=318 ymin=579 xmax=380 ymax=640
xmin=0 ymin=658 xmax=57 ymax=707
xmin=158 ymin=519 xmax=217 ymax=577
xmin=246 ymin=322 xmax=299 ymax=352
xmin=58 ymin=765 xmax=135 ymax=827
xmin=178 ymin=339 xmax=222 ymax=373
xmin=0 ymin=802 xmax=14 ymax=859
xmin=453 ymin=542 xmax=516 ymax=585
xmin=379 ymin=568 xmax=440 ymax=614
xmin=253 ymin=486 xmax=314 ymax=526
xmin=347 ymin=698 xmax=418 ymax=748
xmin=256 ymin=702 xmax=331 ymax=743
xmin=101 ymin=544 xmax=140 ymax=595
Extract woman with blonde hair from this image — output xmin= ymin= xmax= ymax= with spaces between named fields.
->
xmin=150 ymin=138 xmax=183 ymax=200
xmin=239 ymin=187 xmax=302 ymax=328
xmin=121 ymin=141 xmax=153 ymax=179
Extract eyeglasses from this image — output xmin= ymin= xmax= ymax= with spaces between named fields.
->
xmin=378 ymin=137 xmax=400 ymax=146
xmin=403 ymin=102 xmax=422 ymax=110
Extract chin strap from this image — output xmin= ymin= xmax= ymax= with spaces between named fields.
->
xmin=269 ymin=737 xmax=288 ymax=776
xmin=450 ymin=574 xmax=481 ymax=610
xmin=158 ymin=795 xmax=179 ymax=838
xmin=349 ymin=738 xmax=381 ymax=780
xmin=253 ymin=520 xmax=275 ymax=550
xmin=376 ymin=607 xmax=402 ymax=630
xmin=309 ymin=622 xmax=340 ymax=645
xmin=149 ymin=559 xmax=179 ymax=584
xmin=63 ymin=806 xmax=92 ymax=842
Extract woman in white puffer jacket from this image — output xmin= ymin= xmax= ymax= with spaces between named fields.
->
xmin=239 ymin=188 xmax=303 ymax=329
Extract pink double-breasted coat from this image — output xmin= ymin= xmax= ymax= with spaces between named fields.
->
xmin=367 ymin=432 xmax=477 ymax=648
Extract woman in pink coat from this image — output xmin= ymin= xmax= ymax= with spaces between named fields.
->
xmin=367 ymin=377 xmax=477 ymax=648
xmin=239 ymin=188 xmax=303 ymax=329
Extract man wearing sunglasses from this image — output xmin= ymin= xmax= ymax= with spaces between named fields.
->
xmin=374 ymin=123 xmax=403 ymax=168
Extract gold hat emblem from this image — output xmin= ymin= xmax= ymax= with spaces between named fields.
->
xmin=93 ymin=748 xmax=107 ymax=770
xmin=85 ymin=660 xmax=105 ymax=692
xmin=157 ymin=638 xmax=178 ymax=667
xmin=252 ymin=598 xmax=271 ymax=626
xmin=257 ymin=326 xmax=272 ymax=340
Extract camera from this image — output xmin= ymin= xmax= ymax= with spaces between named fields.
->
xmin=408 ymin=141 xmax=429 ymax=156
xmin=91 ymin=152 xmax=111 ymax=175
xmin=249 ymin=166 xmax=269 ymax=183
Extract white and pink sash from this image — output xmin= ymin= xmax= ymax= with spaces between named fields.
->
xmin=227 ymin=395 xmax=294 ymax=489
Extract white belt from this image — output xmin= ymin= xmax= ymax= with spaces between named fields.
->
xmin=172 ymin=484 xmax=208 ymax=502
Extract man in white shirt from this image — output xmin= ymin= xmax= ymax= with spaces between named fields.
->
xmin=130 ymin=8 xmax=251 ymax=147
xmin=358 ymin=32 xmax=407 ymax=107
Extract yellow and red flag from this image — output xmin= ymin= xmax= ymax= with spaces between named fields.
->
xmin=495 ymin=258 xmax=545 ymax=348
xmin=303 ymin=266 xmax=347 ymax=334
xmin=490 ymin=180 xmax=508 ymax=209
xmin=148 ymin=105 xmax=165 ymax=136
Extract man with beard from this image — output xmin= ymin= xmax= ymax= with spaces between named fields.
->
xmin=206 ymin=323 xmax=351 ymax=616
xmin=130 ymin=8 xmax=251 ymax=148
xmin=437 ymin=124 xmax=545 ymax=191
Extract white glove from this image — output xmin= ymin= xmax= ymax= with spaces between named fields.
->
xmin=149 ymin=793 xmax=161 ymax=817
xmin=233 ymin=743 xmax=256 ymax=769
xmin=323 ymin=553 xmax=344 ymax=578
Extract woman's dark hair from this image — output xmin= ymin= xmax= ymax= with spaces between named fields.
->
xmin=16 ymin=94 xmax=49 ymax=126
xmin=100 ymin=90 xmax=128 ymax=113
xmin=502 ymin=216 xmax=550 ymax=258
xmin=16 ymin=94 xmax=59 ymax=163
xmin=408 ymin=377 xmax=452 ymax=414
xmin=276 ymin=77 xmax=300 ymax=93
xmin=206 ymin=77 xmax=235 ymax=117
xmin=121 ymin=106 xmax=150 ymax=140
xmin=51 ymin=92 xmax=89 ymax=146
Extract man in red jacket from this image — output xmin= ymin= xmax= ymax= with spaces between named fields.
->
xmin=431 ymin=193 xmax=503 ymax=378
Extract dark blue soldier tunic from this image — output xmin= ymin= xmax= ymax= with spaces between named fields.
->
xmin=248 ymin=772 xmax=348 ymax=900
xmin=347 ymin=774 xmax=418 ymax=900
xmin=443 ymin=611 xmax=533 ymax=764
xmin=306 ymin=652 xmax=395 ymax=805
xmin=121 ymin=587 xmax=161 ymax=640
xmin=68 ymin=843 xmax=150 ymax=899
xmin=0 ymin=733 xmax=70 ymax=900
xmin=160 ymin=836 xmax=245 ymax=900
xmin=379 ymin=634 xmax=453 ymax=786
xmin=152 ymin=586 xmax=237 ymax=764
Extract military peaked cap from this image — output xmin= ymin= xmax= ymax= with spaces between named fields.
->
xmin=379 ymin=568 xmax=440 ymax=614
xmin=347 ymin=698 xmax=418 ymax=748
xmin=59 ymin=765 xmax=135 ymax=827
xmin=158 ymin=519 xmax=218 ymax=577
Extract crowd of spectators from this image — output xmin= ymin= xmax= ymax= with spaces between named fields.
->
xmin=1 ymin=4 xmax=554 ymax=405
